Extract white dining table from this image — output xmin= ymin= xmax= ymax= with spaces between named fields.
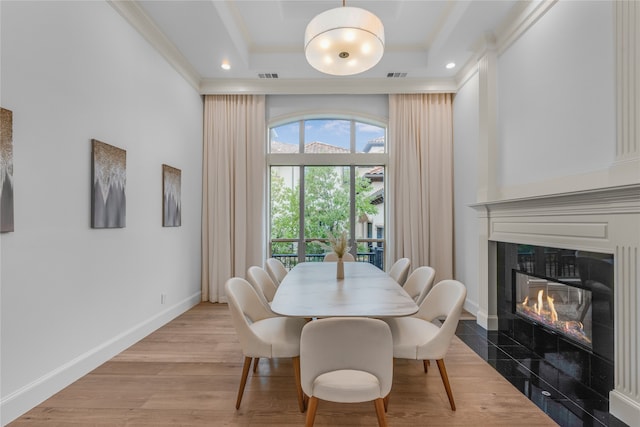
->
xmin=270 ymin=261 xmax=419 ymax=318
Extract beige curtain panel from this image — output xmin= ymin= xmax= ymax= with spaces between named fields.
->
xmin=389 ymin=93 xmax=454 ymax=283
xmin=202 ymin=95 xmax=266 ymax=302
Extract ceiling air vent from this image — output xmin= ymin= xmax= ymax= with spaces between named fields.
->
xmin=258 ymin=73 xmax=279 ymax=79
xmin=386 ymin=72 xmax=407 ymax=78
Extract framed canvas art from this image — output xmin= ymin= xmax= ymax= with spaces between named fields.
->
xmin=162 ymin=164 xmax=181 ymax=227
xmin=1 ymin=108 xmax=14 ymax=233
xmin=91 ymin=139 xmax=126 ymax=228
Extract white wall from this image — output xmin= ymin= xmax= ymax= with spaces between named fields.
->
xmin=454 ymin=1 xmax=618 ymax=318
xmin=0 ymin=2 xmax=203 ymax=423
xmin=497 ymin=0 xmax=615 ymax=190
xmin=453 ymin=73 xmax=480 ymax=315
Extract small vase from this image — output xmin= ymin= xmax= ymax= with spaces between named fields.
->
xmin=336 ymin=258 xmax=344 ymax=279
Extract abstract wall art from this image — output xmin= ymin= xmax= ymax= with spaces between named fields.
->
xmin=91 ymin=139 xmax=126 ymax=228
xmin=162 ymin=164 xmax=181 ymax=227
xmin=1 ymin=108 xmax=14 ymax=233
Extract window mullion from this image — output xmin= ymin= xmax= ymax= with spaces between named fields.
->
xmin=297 ymin=120 xmax=304 ymax=264
xmin=349 ymin=166 xmax=356 ymax=258
xmin=298 ymin=119 xmax=304 ymax=153
xmin=349 ymin=120 xmax=355 ymax=258
xmin=350 ymin=120 xmax=356 ymax=153
xmin=298 ymin=162 xmax=305 ymax=263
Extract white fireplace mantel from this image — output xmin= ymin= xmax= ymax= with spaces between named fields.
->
xmin=470 ymin=183 xmax=640 ymax=425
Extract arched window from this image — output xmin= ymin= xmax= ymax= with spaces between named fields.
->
xmin=267 ymin=117 xmax=388 ymax=269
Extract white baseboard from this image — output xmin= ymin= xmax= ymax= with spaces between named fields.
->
xmin=610 ymin=389 xmax=640 ymax=427
xmin=463 ymin=299 xmax=479 ymax=318
xmin=0 ymin=292 xmax=201 ymax=426
xmin=476 ymin=309 xmax=499 ymax=331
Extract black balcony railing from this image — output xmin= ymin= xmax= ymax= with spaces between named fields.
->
xmin=272 ymin=247 xmax=384 ymax=271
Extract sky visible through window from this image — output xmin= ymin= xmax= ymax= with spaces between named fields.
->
xmin=271 ymin=119 xmax=385 ymax=152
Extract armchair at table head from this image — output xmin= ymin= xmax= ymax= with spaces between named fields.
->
xmin=300 ymin=317 xmax=393 ymax=427
xmin=224 ymin=277 xmax=307 ymax=412
xmin=323 ymin=252 xmax=355 ymax=262
xmin=265 ymin=257 xmax=288 ymax=285
xmin=385 ymin=279 xmax=467 ymax=411
xmin=402 ymin=266 xmax=436 ymax=306
xmin=388 ymin=258 xmax=411 ymax=286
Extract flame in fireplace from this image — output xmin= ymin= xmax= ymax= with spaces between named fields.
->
xmin=518 ymin=289 xmax=590 ymax=346
xmin=531 ymin=290 xmax=559 ymax=322
xmin=547 ymin=294 xmax=558 ymax=322
xmin=537 ymin=290 xmax=543 ymax=315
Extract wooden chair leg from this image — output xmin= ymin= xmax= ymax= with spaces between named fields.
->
xmin=436 ymin=359 xmax=456 ymax=411
xmin=423 ymin=359 xmax=429 ymax=373
xmin=292 ymin=356 xmax=305 ymax=413
xmin=305 ymin=396 xmax=319 ymax=427
xmin=235 ymin=356 xmax=252 ymax=409
xmin=252 ymin=357 xmax=260 ymax=373
xmin=383 ymin=394 xmax=390 ymax=412
xmin=374 ymin=398 xmax=388 ymax=427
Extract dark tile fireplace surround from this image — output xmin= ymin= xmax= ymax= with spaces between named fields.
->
xmin=498 ymin=242 xmax=614 ymax=392
xmin=473 ymin=242 xmax=619 ymax=425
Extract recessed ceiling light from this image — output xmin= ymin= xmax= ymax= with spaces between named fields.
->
xmin=446 ymin=62 xmax=456 ymax=69
xmin=221 ymin=60 xmax=231 ymax=70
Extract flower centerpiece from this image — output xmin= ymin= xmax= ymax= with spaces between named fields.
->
xmin=314 ymin=230 xmax=351 ymax=279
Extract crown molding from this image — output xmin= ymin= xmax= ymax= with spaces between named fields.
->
xmin=199 ymin=77 xmax=457 ymax=95
xmin=107 ymin=0 xmax=201 ymax=91
xmin=495 ymin=0 xmax=557 ymax=56
xmin=454 ymin=0 xmax=557 ymax=91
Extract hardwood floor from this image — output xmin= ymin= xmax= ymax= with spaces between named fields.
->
xmin=10 ymin=303 xmax=557 ymax=426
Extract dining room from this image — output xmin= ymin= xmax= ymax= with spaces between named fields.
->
xmin=1 ymin=1 xmax=638 ymax=427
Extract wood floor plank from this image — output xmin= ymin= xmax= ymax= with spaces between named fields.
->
xmin=9 ymin=303 xmax=557 ymax=426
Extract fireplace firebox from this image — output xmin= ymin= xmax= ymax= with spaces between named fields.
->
xmin=497 ymin=242 xmax=614 ymax=399
xmin=513 ymin=271 xmax=592 ymax=350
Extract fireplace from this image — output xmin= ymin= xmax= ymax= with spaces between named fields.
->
xmin=497 ymin=243 xmax=614 ymax=398
xmin=471 ymin=184 xmax=640 ymax=424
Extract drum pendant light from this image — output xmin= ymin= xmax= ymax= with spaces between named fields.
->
xmin=304 ymin=1 xmax=384 ymax=76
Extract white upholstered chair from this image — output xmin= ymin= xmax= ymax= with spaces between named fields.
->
xmin=388 ymin=258 xmax=411 ymax=286
xmin=385 ymin=279 xmax=467 ymax=411
xmin=265 ymin=257 xmax=288 ymax=285
xmin=301 ymin=317 xmax=393 ymax=427
xmin=225 ymin=277 xmax=307 ymax=412
xmin=323 ymin=252 xmax=355 ymax=262
xmin=402 ymin=266 xmax=436 ymax=306
xmin=246 ymin=266 xmax=278 ymax=306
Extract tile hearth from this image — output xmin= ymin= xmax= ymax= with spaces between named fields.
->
xmin=455 ymin=320 xmax=628 ymax=427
